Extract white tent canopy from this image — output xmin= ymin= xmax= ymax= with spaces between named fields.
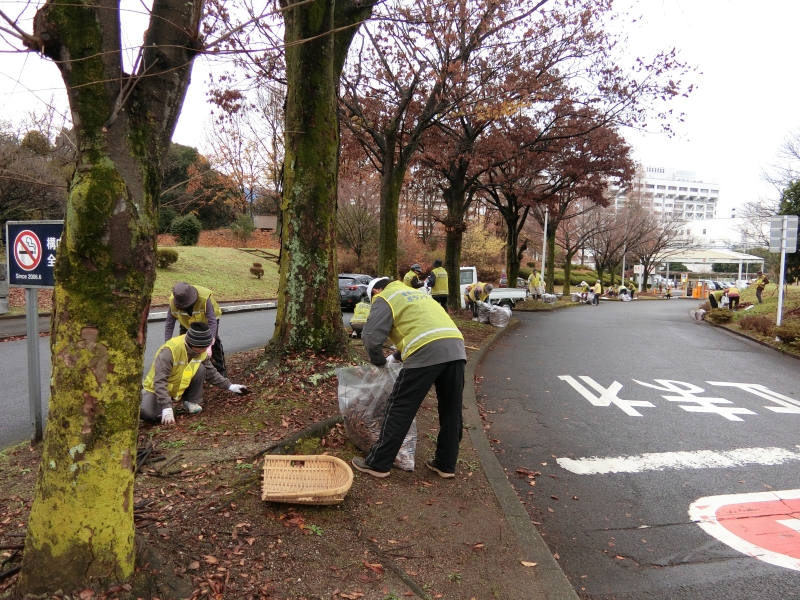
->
xmin=655 ymin=248 xmax=764 ymax=275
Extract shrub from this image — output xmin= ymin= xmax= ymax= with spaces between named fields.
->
xmin=230 ymin=213 xmax=255 ymax=246
xmin=772 ymin=322 xmax=800 ymax=344
xmin=739 ymin=315 xmax=774 ymax=335
xmin=156 ymin=248 xmax=179 ymax=269
xmin=707 ymin=308 xmax=734 ymax=323
xmin=170 ymin=214 xmax=202 ymax=246
xmin=250 ymin=263 xmax=265 ymax=279
xmin=158 ymin=206 xmax=178 ymax=234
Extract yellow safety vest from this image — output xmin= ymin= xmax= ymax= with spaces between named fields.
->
xmin=593 ymin=283 xmax=602 ymax=294
xmin=169 ymin=285 xmax=222 ymax=330
xmin=350 ymin=301 xmax=371 ymax=324
xmin=431 ymin=267 xmax=448 ymax=296
xmin=377 ymin=281 xmax=463 ymax=361
xmin=528 ymin=273 xmax=541 ymax=287
xmin=143 ymin=336 xmax=207 ymax=397
xmin=468 ymin=283 xmax=490 ymax=303
xmin=403 ymin=271 xmax=418 ymax=287
xmin=727 ymin=286 xmax=740 ymax=297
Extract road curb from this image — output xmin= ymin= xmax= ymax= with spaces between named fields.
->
xmin=694 ymin=312 xmax=800 ymax=363
xmin=463 ymin=320 xmax=579 ymax=600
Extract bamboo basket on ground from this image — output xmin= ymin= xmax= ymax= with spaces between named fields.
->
xmin=261 ymin=455 xmax=353 ymax=505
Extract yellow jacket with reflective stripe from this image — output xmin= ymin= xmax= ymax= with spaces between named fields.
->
xmin=169 ymin=285 xmax=222 ymax=330
xmin=142 ymin=336 xmax=207 ymax=397
xmin=468 ymin=283 xmax=490 ymax=303
xmin=378 ymin=281 xmax=463 ymax=361
xmin=431 ymin=267 xmax=448 ymax=296
xmin=528 ymin=273 xmax=541 ymax=287
xmin=350 ymin=301 xmax=371 ymax=324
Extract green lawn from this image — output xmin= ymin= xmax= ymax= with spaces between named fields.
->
xmin=729 ymin=283 xmax=800 ymax=319
xmin=152 ymin=247 xmax=280 ymax=305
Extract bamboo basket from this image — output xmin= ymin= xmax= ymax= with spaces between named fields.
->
xmin=261 ymin=455 xmax=354 ymax=505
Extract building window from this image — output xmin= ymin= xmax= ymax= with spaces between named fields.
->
xmin=690 ymin=188 xmax=698 ymax=192
xmin=668 ymin=186 xmax=677 ymax=190
xmin=646 ymin=184 xmax=655 ymax=189
xmin=679 ymin=187 xmax=687 ymax=191
xmin=710 ymin=189 xmax=719 ymax=195
xmin=657 ymin=185 xmax=666 ymax=190
xmin=701 ymin=189 xmax=708 ymax=193
xmin=702 ymin=229 xmax=707 ymax=234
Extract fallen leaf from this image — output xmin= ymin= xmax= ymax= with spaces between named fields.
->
xmin=551 ymin=495 xmax=559 ymax=500
xmin=520 ymin=561 xmax=538 ymax=567
xmin=79 ymin=590 xmax=95 ymax=600
xmin=547 ymin=507 xmax=554 ymax=513
xmin=363 ymin=561 xmax=384 ymax=574
xmin=204 ymin=555 xmax=219 ymax=564
xmin=473 ymin=543 xmax=484 ymax=550
xmin=188 ymin=561 xmax=200 ymax=570
xmin=246 ymin=537 xmax=255 ymax=546
xmin=615 ymin=555 xmax=626 ymax=560
xmin=573 ymin=496 xmax=579 ymax=500
xmin=528 ymin=481 xmax=536 ymax=487
xmin=553 ymin=553 xmax=560 ymax=560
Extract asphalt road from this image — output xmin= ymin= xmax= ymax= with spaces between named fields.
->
xmin=478 ymin=299 xmax=800 ymax=600
xmin=1 ymin=308 xmax=362 ymax=449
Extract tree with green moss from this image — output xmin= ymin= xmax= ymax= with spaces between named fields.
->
xmin=2 ymin=0 xmax=204 ymax=592
xmin=270 ymin=0 xmax=377 ymax=354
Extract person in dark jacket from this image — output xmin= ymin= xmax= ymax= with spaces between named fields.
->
xmin=351 ymin=278 xmax=467 ymax=479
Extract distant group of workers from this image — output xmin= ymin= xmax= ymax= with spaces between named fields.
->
xmin=708 ymin=283 xmax=741 ymax=310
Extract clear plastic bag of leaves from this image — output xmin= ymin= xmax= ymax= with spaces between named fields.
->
xmin=477 ymin=301 xmax=492 ymax=324
xmin=489 ymin=304 xmax=511 ymax=327
xmin=335 ymin=364 xmax=417 ymax=471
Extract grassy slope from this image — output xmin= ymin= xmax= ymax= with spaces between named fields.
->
xmin=152 ymin=247 xmax=280 ymax=305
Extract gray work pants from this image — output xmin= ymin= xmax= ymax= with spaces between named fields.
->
xmin=140 ymin=363 xmax=206 ymax=420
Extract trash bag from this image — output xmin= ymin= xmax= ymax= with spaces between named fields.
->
xmin=477 ymin=301 xmax=492 ymax=324
xmin=587 ymin=292 xmax=596 ymax=304
xmin=335 ymin=364 xmax=417 ymax=471
xmin=489 ymin=304 xmax=511 ymax=327
xmin=542 ymin=293 xmax=558 ymax=304
xmin=620 ymin=293 xmax=632 ymax=302
xmin=570 ymin=293 xmax=582 ymax=302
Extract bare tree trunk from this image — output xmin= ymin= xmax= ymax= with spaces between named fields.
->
xmin=272 ymin=0 xmax=373 ymax=353
xmin=442 ymin=183 xmax=468 ymax=311
xmin=377 ymin=166 xmax=403 ymax=278
xmin=19 ymin=0 xmax=202 ymax=592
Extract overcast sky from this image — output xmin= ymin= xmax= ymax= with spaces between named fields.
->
xmin=2 ymin=0 xmax=798 ymax=225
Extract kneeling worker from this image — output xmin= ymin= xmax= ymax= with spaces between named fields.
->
xmin=352 ymin=277 xmax=467 ymax=479
xmin=349 ymin=299 xmax=371 ymax=338
xmin=141 ymin=322 xmax=248 ymax=425
xmin=708 ymin=288 xmax=724 ymax=309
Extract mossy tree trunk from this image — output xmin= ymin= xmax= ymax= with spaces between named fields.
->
xmin=272 ymin=0 xmax=375 ymax=353
xmin=18 ymin=0 xmax=202 ymax=593
xmin=545 ymin=225 xmax=557 ymax=294
xmin=441 ymin=170 xmax=471 ymax=311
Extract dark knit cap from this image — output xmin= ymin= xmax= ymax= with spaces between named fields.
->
xmin=185 ymin=322 xmax=213 ymax=348
xmin=172 ymin=282 xmax=198 ymax=309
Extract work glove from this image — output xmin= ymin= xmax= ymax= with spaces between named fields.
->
xmin=161 ymin=407 xmax=175 ymax=426
xmin=385 ymin=354 xmax=397 ymax=365
xmin=229 ymin=384 xmax=248 ymax=395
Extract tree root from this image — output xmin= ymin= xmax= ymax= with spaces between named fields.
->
xmin=248 ymin=415 xmax=343 ymax=461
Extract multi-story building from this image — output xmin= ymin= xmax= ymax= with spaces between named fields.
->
xmin=610 ymin=165 xmax=721 ymax=221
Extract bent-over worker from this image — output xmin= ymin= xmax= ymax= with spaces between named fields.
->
xmin=166 ymin=282 xmax=226 ymax=377
xmin=468 ymin=282 xmax=494 ymax=319
xmin=403 ymin=264 xmax=425 ymax=289
xmin=352 ymin=278 xmax=467 ymax=479
xmin=141 ymin=322 xmax=248 ymax=425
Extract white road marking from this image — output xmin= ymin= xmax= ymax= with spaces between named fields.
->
xmin=558 ymin=375 xmax=655 ymax=416
xmin=776 ymin=519 xmax=800 ymax=532
xmin=557 ymin=446 xmax=800 ymax=475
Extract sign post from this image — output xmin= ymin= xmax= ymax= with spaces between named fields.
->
xmin=633 ymin=264 xmax=644 ymax=292
xmin=770 ymin=215 xmax=799 ymax=327
xmin=5 ymin=220 xmax=63 ymax=444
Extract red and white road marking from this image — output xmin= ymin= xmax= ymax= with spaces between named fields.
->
xmin=689 ymin=489 xmax=800 ymax=571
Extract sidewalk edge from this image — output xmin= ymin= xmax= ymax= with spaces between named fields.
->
xmin=463 ymin=320 xmax=579 ymax=600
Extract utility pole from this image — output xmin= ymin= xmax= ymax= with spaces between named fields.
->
xmin=541 ymin=206 xmax=549 ymax=294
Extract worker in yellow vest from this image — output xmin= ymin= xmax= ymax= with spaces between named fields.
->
xmin=754 ymin=272 xmax=769 ymax=304
xmin=402 ymin=264 xmax=425 ymax=288
xmin=141 ymin=323 xmax=248 ymax=425
xmin=349 ymin=300 xmax=371 ymax=338
xmin=591 ymin=280 xmax=602 ymax=305
xmin=166 ymin=282 xmax=226 ymax=376
xmin=528 ymin=270 xmax=542 ymax=301
xmin=352 ymin=278 xmax=467 ymax=479
xmin=725 ymin=285 xmax=740 ymax=310
xmin=427 ymin=259 xmax=449 ymax=308
xmin=468 ymin=282 xmax=494 ymax=319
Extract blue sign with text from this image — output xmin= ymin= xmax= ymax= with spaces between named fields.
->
xmin=5 ymin=220 xmax=64 ymax=289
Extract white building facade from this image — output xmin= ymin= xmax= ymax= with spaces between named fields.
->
xmin=611 ymin=165 xmax=721 ymax=221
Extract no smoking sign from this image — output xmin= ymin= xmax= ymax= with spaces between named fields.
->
xmin=14 ymin=230 xmax=42 ymax=271
xmin=5 ymin=220 xmax=63 ymax=289
xmin=690 ymin=489 xmax=800 ymax=571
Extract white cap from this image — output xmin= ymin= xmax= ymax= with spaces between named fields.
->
xmin=366 ymin=277 xmax=391 ymax=301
